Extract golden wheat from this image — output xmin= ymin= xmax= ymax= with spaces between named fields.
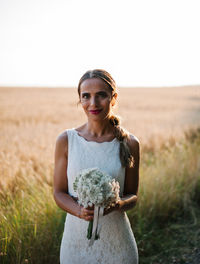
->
xmin=0 ymin=86 xmax=199 ymax=190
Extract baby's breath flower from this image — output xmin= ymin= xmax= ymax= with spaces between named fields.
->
xmin=73 ymin=168 xmax=120 ymax=209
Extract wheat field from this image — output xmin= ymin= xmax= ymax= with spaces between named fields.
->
xmin=0 ymin=86 xmax=200 ymax=263
xmin=0 ymin=86 xmax=199 ymax=187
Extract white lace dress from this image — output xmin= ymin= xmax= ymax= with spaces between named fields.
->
xmin=60 ymin=129 xmax=138 ymax=264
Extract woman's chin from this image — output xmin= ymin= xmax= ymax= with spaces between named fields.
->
xmin=88 ymin=113 xmax=109 ymax=122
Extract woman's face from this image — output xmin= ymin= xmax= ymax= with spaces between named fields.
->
xmin=79 ymin=78 xmax=117 ymax=121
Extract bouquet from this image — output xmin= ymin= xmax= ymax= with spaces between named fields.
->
xmin=73 ymin=167 xmax=120 ymax=244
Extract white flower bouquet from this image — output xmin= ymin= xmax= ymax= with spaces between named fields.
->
xmin=73 ymin=167 xmax=120 ymax=242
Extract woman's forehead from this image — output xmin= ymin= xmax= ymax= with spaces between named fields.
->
xmin=80 ymin=78 xmax=110 ymax=93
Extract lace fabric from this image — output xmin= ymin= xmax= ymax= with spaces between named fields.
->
xmin=60 ymin=129 xmax=138 ymax=264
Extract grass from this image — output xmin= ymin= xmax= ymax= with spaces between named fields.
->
xmin=0 ymin=177 xmax=64 ymax=264
xmin=0 ymin=86 xmax=200 ymax=263
xmin=129 ymin=127 xmax=200 ymax=263
xmin=137 ymin=205 xmax=200 ymax=264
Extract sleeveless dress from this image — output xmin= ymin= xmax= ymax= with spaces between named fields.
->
xmin=60 ymin=129 xmax=138 ymax=264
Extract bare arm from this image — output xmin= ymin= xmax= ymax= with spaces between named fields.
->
xmin=120 ymin=135 xmax=140 ymax=211
xmin=105 ymin=135 xmax=140 ymax=214
xmin=53 ymin=131 xmax=94 ymax=221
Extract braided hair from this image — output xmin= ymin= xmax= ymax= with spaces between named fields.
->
xmin=78 ymin=69 xmax=134 ymax=168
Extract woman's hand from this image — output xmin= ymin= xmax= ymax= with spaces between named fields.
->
xmin=78 ymin=205 xmax=94 ymax=221
xmin=103 ymin=200 xmax=122 ymax=216
xmin=103 ymin=194 xmax=137 ymax=216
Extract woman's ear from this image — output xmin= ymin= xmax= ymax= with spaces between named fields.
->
xmin=111 ymin=93 xmax=118 ymax=106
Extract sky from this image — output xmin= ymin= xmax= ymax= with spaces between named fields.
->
xmin=0 ymin=0 xmax=200 ymax=87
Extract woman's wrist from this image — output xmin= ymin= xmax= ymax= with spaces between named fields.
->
xmin=76 ymin=206 xmax=81 ymax=218
xmin=69 ymin=195 xmax=82 ymax=218
xmin=117 ymin=195 xmax=137 ymax=211
xmin=117 ymin=199 xmax=125 ymax=210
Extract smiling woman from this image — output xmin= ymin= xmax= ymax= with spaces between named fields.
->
xmin=79 ymin=78 xmax=115 ymax=121
xmin=53 ymin=69 xmax=140 ymax=264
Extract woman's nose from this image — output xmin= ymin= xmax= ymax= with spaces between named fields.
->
xmin=90 ymin=96 xmax=98 ymax=106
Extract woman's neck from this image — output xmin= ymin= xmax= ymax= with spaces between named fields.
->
xmin=84 ymin=119 xmax=114 ymax=138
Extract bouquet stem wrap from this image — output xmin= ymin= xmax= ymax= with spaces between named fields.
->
xmin=88 ymin=206 xmax=104 ymax=246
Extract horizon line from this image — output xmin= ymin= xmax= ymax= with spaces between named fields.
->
xmin=0 ymin=84 xmax=200 ymax=89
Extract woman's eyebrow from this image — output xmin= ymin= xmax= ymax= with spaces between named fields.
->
xmin=96 ymin=91 xmax=108 ymax=95
xmin=81 ymin=91 xmax=108 ymax=96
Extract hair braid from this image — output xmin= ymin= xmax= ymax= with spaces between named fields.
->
xmin=109 ymin=115 xmax=134 ymax=168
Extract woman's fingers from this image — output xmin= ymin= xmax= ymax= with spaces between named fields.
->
xmin=87 ymin=204 xmax=94 ymax=210
xmin=104 ymin=203 xmax=120 ymax=216
xmin=85 ymin=215 xmax=93 ymax=221
xmin=80 ymin=207 xmax=94 ymax=221
xmin=85 ymin=208 xmax=94 ymax=215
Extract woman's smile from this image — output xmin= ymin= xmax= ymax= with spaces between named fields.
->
xmin=89 ymin=109 xmax=103 ymax=115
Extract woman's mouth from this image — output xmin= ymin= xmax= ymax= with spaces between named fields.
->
xmin=89 ymin=109 xmax=102 ymax=115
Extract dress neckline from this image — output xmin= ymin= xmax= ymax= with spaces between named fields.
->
xmin=73 ymin=129 xmax=117 ymax=144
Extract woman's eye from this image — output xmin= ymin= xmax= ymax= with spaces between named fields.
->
xmin=98 ymin=92 xmax=108 ymax=98
xmin=82 ymin=93 xmax=90 ymax=99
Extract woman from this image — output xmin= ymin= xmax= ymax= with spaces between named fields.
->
xmin=53 ymin=69 xmax=140 ymax=264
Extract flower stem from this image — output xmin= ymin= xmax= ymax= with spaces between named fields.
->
xmin=87 ymin=220 xmax=93 ymax=239
xmin=95 ymin=229 xmax=99 ymax=240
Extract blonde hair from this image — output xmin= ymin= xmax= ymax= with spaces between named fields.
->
xmin=78 ymin=69 xmax=134 ymax=168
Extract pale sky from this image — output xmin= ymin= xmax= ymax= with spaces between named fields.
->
xmin=0 ymin=0 xmax=200 ymax=87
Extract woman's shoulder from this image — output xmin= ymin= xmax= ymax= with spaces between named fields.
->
xmin=129 ymin=133 xmax=140 ymax=144
xmin=56 ymin=130 xmax=68 ymax=142
xmin=55 ymin=130 xmax=69 ymax=154
xmin=127 ymin=133 xmax=140 ymax=153
xmin=56 ymin=128 xmax=77 ymax=141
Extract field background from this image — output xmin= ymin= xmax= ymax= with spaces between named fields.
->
xmin=0 ymin=86 xmax=200 ymax=263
